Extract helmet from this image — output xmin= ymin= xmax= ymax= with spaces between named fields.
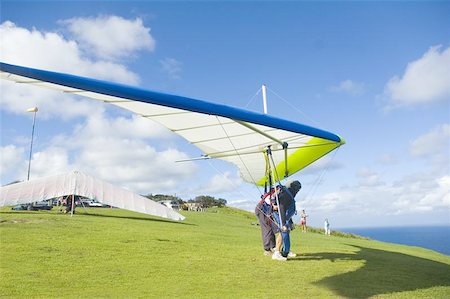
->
xmin=288 ymin=180 xmax=301 ymax=194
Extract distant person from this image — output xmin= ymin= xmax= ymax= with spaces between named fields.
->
xmin=64 ymin=195 xmax=75 ymax=214
xmin=324 ymin=218 xmax=331 ymax=236
xmin=271 ymin=180 xmax=302 ymax=260
xmin=255 ymin=191 xmax=275 ymax=255
xmin=300 ymin=209 xmax=308 ymax=232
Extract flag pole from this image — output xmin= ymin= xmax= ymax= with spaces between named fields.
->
xmin=26 ymin=107 xmax=38 ymax=181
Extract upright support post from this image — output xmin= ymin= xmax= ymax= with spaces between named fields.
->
xmin=266 ymin=146 xmax=283 ymax=230
xmin=71 ymin=194 xmax=75 ymax=217
xmin=262 ymin=84 xmax=268 ymax=114
xmin=283 ymin=142 xmax=289 ymax=178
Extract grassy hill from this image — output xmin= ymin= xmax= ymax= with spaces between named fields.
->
xmin=1 ymin=206 xmax=449 ymax=298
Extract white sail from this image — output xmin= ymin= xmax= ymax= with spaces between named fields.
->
xmin=0 ymin=170 xmax=185 ymax=221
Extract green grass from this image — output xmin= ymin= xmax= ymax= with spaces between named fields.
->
xmin=1 ymin=206 xmax=449 ymax=298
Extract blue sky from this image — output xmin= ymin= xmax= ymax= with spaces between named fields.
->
xmin=1 ymin=1 xmax=449 ymax=228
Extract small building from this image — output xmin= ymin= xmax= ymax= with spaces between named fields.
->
xmin=185 ymin=202 xmax=205 ymax=212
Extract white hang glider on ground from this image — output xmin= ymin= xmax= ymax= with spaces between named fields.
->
xmin=0 ymin=170 xmax=185 ymax=221
xmin=0 ymin=62 xmax=345 ymax=215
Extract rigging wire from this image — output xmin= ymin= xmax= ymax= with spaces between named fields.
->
xmin=243 ymin=87 xmax=263 ymax=109
xmin=213 ymin=116 xmax=287 ymax=229
xmin=205 ymin=158 xmax=282 ymax=229
xmin=215 ymin=116 xmax=263 ymax=197
xmin=205 ymin=159 xmax=260 ymax=200
xmin=302 ymin=147 xmax=341 ymax=205
xmin=268 ymin=148 xmax=284 ymax=231
xmin=269 ymin=149 xmax=283 ymax=187
xmin=266 ymin=86 xmax=322 ymax=127
xmin=264 ymin=85 xmax=343 ymax=212
xmin=205 ymin=86 xmax=341 ymax=230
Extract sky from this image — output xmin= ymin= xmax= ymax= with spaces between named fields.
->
xmin=0 ymin=1 xmax=449 ymax=228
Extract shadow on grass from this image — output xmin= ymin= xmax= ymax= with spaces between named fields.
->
xmin=81 ymin=212 xmax=195 ymax=226
xmin=298 ymin=245 xmax=450 ymax=298
xmin=0 ymin=210 xmax=195 ymax=226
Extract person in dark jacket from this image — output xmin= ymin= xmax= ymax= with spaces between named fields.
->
xmin=271 ymin=180 xmax=301 ymax=260
xmin=278 ymin=180 xmax=301 ymax=231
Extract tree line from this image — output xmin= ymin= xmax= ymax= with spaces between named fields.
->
xmin=143 ymin=194 xmax=227 ymax=208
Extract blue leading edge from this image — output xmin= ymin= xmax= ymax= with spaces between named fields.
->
xmin=0 ymin=62 xmax=342 ymax=143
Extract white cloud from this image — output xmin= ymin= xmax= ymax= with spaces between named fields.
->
xmin=0 ymin=21 xmax=139 ymax=84
xmin=0 ymin=145 xmax=25 ymax=183
xmin=195 ymin=171 xmax=243 ymax=195
xmin=304 ymin=171 xmax=449 ymax=223
xmin=356 ymin=168 xmax=384 ymax=187
xmin=302 ymin=176 xmax=450 ymax=220
xmin=224 ymin=156 xmax=345 ymax=213
xmin=377 ymin=154 xmax=398 ymax=165
xmin=2 ymin=112 xmax=197 ymax=193
xmin=28 ymin=147 xmax=72 ymax=180
xmin=410 ymin=124 xmax=450 ymax=159
xmin=75 ymin=139 xmax=196 ymax=193
xmin=300 ymin=156 xmax=343 ymax=175
xmin=160 ymin=57 xmax=182 ymax=79
xmin=0 ymin=20 xmax=144 ymax=119
xmin=330 ymin=79 xmax=365 ymax=96
xmin=1 ymin=146 xmax=74 ymax=183
xmin=46 ymin=114 xmax=196 ymax=194
xmin=409 ymin=124 xmax=450 ymax=176
xmin=1 ymin=81 xmax=105 ymax=120
xmin=0 ymin=18 xmax=200 ymax=195
xmin=302 ymin=126 xmax=450 ymax=226
xmin=384 ymin=45 xmax=450 ymax=108
xmin=63 ymin=15 xmax=155 ymax=60
xmin=391 ymin=174 xmax=450 ymax=214
xmin=71 ymin=114 xmax=172 ymax=141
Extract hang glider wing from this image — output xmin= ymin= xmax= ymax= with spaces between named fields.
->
xmin=0 ymin=170 xmax=185 ymax=221
xmin=0 ymin=63 xmax=345 ymax=186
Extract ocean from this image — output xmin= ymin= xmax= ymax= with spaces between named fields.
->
xmin=341 ymin=226 xmax=450 ymax=256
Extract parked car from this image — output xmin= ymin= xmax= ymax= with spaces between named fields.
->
xmin=86 ymin=200 xmax=103 ymax=207
xmin=30 ymin=201 xmax=53 ymax=210
xmin=11 ymin=201 xmax=53 ymax=211
xmin=11 ymin=204 xmax=28 ymax=210
xmin=77 ymin=200 xmax=103 ymax=207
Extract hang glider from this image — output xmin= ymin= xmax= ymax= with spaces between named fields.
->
xmin=0 ymin=170 xmax=185 ymax=221
xmin=0 ymin=62 xmax=345 ymax=186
